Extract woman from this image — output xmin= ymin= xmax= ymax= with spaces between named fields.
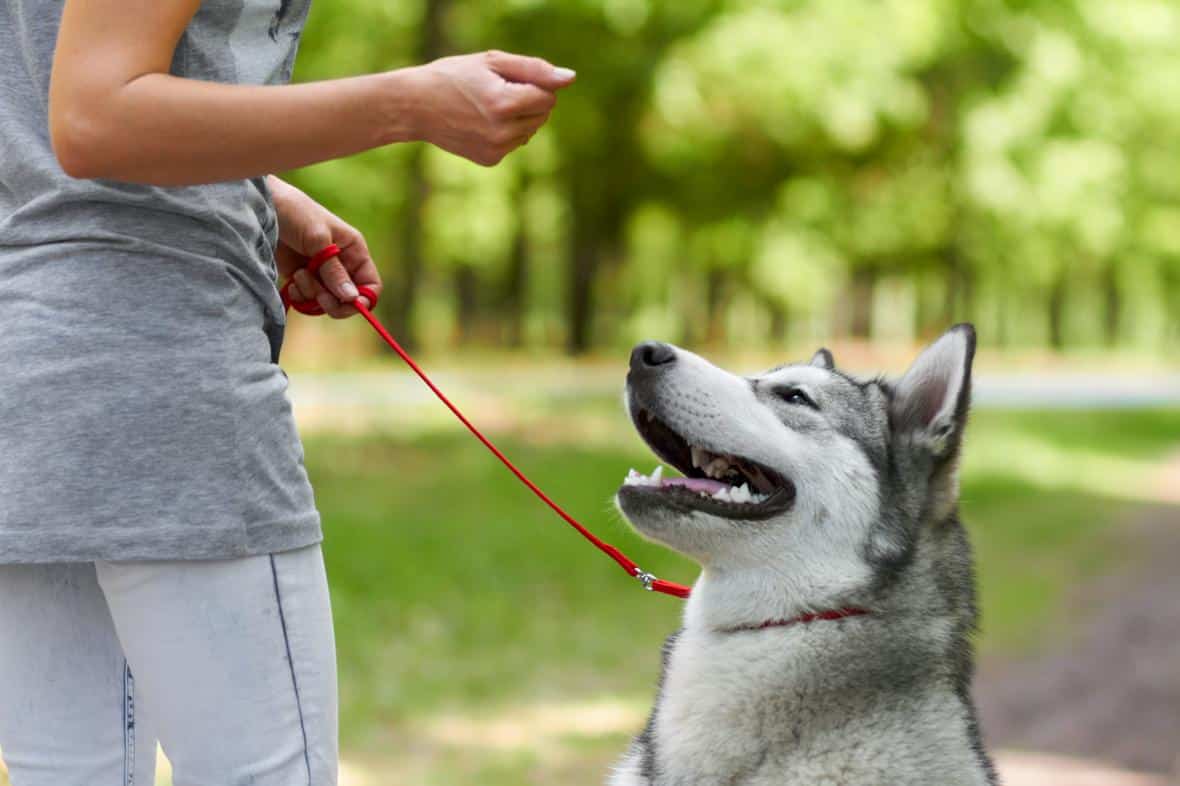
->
xmin=0 ymin=1 xmax=574 ymax=784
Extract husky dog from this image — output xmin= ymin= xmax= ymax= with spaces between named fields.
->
xmin=611 ymin=324 xmax=996 ymax=786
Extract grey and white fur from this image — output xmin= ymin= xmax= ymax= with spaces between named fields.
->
xmin=611 ymin=324 xmax=998 ymax=786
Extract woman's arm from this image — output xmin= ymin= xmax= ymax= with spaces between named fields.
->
xmin=49 ymin=0 xmax=574 ymax=185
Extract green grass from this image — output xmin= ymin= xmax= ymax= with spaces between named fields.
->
xmin=313 ymin=432 xmax=693 ymax=747
xmin=2 ymin=407 xmax=1176 ymax=786
xmin=306 ymin=406 xmax=1180 ymax=753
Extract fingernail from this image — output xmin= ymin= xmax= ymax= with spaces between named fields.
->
xmin=552 ymin=67 xmax=576 ymax=81
xmin=341 ymin=282 xmax=359 ymax=300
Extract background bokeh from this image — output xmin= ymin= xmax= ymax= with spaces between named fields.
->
xmin=4 ymin=1 xmax=1178 ymax=785
xmin=287 ymin=0 xmax=1180 ymax=360
xmin=274 ymin=1 xmax=1179 ymax=782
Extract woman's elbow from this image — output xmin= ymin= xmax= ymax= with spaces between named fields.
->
xmin=49 ymin=103 xmax=111 ymax=180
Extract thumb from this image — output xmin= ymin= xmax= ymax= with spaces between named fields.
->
xmin=315 ymin=256 xmax=360 ymax=303
xmin=486 ymin=50 xmax=576 ymax=91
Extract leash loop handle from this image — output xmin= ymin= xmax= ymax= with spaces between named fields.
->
xmin=280 ymin=243 xmax=379 ymax=315
xmin=286 ymin=245 xmax=691 ymax=599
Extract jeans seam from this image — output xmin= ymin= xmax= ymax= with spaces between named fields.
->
xmin=270 ymin=554 xmax=313 ymax=786
xmin=123 ymin=660 xmax=135 ymax=786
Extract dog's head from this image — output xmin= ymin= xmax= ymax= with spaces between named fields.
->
xmin=616 ymin=324 xmax=977 ymax=621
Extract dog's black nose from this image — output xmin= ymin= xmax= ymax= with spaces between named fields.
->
xmin=631 ymin=341 xmax=677 ymax=371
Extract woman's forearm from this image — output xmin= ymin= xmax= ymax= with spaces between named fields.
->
xmin=52 ymin=69 xmax=427 ymax=186
xmin=49 ymin=0 xmax=573 ymax=184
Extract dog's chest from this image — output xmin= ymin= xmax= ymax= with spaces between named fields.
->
xmin=652 ymin=630 xmax=829 ymax=782
xmin=648 ymin=630 xmax=987 ymax=786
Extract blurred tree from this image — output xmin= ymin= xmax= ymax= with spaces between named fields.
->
xmin=398 ymin=0 xmax=452 ymax=350
xmin=284 ymin=0 xmax=1179 ymax=357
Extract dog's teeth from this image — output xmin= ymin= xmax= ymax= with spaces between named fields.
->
xmin=712 ymin=486 xmax=732 ymax=502
xmin=705 ymin=458 xmax=730 ymax=479
xmin=691 ymin=446 xmax=708 ymax=469
xmin=651 ymin=465 xmax=663 ymax=483
xmin=625 ymin=467 xmax=662 ymax=487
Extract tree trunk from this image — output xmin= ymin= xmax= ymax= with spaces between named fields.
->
xmin=704 ymin=267 xmax=727 ymax=345
xmin=387 ymin=147 xmax=427 ymax=351
xmin=452 ymin=264 xmax=479 ymax=345
xmin=943 ymin=248 xmax=975 ymax=327
xmin=566 ymin=221 xmax=598 ymax=355
xmin=1165 ymin=264 xmax=1180 ymax=346
xmin=913 ymin=274 xmax=935 ymax=339
xmin=383 ymin=0 xmax=448 ymax=351
xmin=848 ymin=267 xmax=876 ymax=339
xmin=1047 ymin=271 xmax=1068 ymax=351
xmin=1101 ymin=261 xmax=1120 ymax=347
xmin=994 ymin=285 xmax=1008 ymax=349
xmin=767 ymin=299 xmax=788 ymax=345
xmin=502 ymin=229 xmax=528 ymax=348
xmin=501 ymin=180 xmax=530 ymax=349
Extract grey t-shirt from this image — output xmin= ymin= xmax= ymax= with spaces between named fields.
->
xmin=0 ymin=0 xmax=323 ymax=562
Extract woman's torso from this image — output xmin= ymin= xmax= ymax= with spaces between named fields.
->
xmin=0 ymin=0 xmax=323 ymax=563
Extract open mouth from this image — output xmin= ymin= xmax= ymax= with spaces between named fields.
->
xmin=619 ymin=407 xmax=796 ymax=520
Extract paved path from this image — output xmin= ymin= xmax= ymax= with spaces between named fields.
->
xmin=994 ymin=751 xmax=1172 ymax=786
xmin=287 ymin=369 xmax=1180 ymax=411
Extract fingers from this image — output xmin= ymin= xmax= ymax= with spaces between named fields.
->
xmin=497 ymin=81 xmax=557 ymax=118
xmin=485 ymin=50 xmax=575 ymax=91
xmin=420 ymin=50 xmax=571 ymax=168
xmin=316 ymin=255 xmax=360 ymax=303
xmin=468 ymin=111 xmax=550 ymax=166
xmin=286 ymin=230 xmax=383 ymax=318
xmin=311 ymin=256 xmax=369 ymax=318
xmin=338 ymin=238 xmax=383 ymax=310
xmin=292 ymin=268 xmax=339 ymax=314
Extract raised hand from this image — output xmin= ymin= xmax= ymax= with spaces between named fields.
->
xmin=412 ymin=50 xmax=576 ymax=166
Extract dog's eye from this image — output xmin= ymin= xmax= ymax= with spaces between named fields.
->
xmin=775 ymin=387 xmax=817 ymax=409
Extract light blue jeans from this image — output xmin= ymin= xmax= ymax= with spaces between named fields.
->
xmin=0 ymin=544 xmax=338 ymax=786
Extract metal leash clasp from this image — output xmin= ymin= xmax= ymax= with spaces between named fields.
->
xmin=634 ymin=569 xmax=657 ymax=591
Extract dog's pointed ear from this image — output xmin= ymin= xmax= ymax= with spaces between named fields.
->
xmin=891 ymin=324 xmax=976 ymax=459
xmin=810 ymin=348 xmax=835 ymax=370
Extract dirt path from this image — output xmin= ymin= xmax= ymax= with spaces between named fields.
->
xmin=977 ymin=453 xmax=1180 ymax=782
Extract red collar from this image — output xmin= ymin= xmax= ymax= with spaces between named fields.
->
xmin=722 ymin=607 xmax=872 ymax=634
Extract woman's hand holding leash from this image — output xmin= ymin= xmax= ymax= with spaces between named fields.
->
xmin=270 ymin=176 xmax=383 ymax=319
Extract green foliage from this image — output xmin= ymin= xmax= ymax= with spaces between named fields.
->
xmin=284 ymin=0 xmax=1180 ymax=354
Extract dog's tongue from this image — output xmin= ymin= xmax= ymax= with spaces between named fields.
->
xmin=660 ymin=476 xmax=730 ymax=494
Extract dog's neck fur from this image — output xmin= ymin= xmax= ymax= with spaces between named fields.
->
xmin=610 ymin=524 xmax=996 ymax=786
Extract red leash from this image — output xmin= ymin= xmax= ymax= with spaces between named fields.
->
xmin=281 ymin=245 xmax=691 ymax=599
